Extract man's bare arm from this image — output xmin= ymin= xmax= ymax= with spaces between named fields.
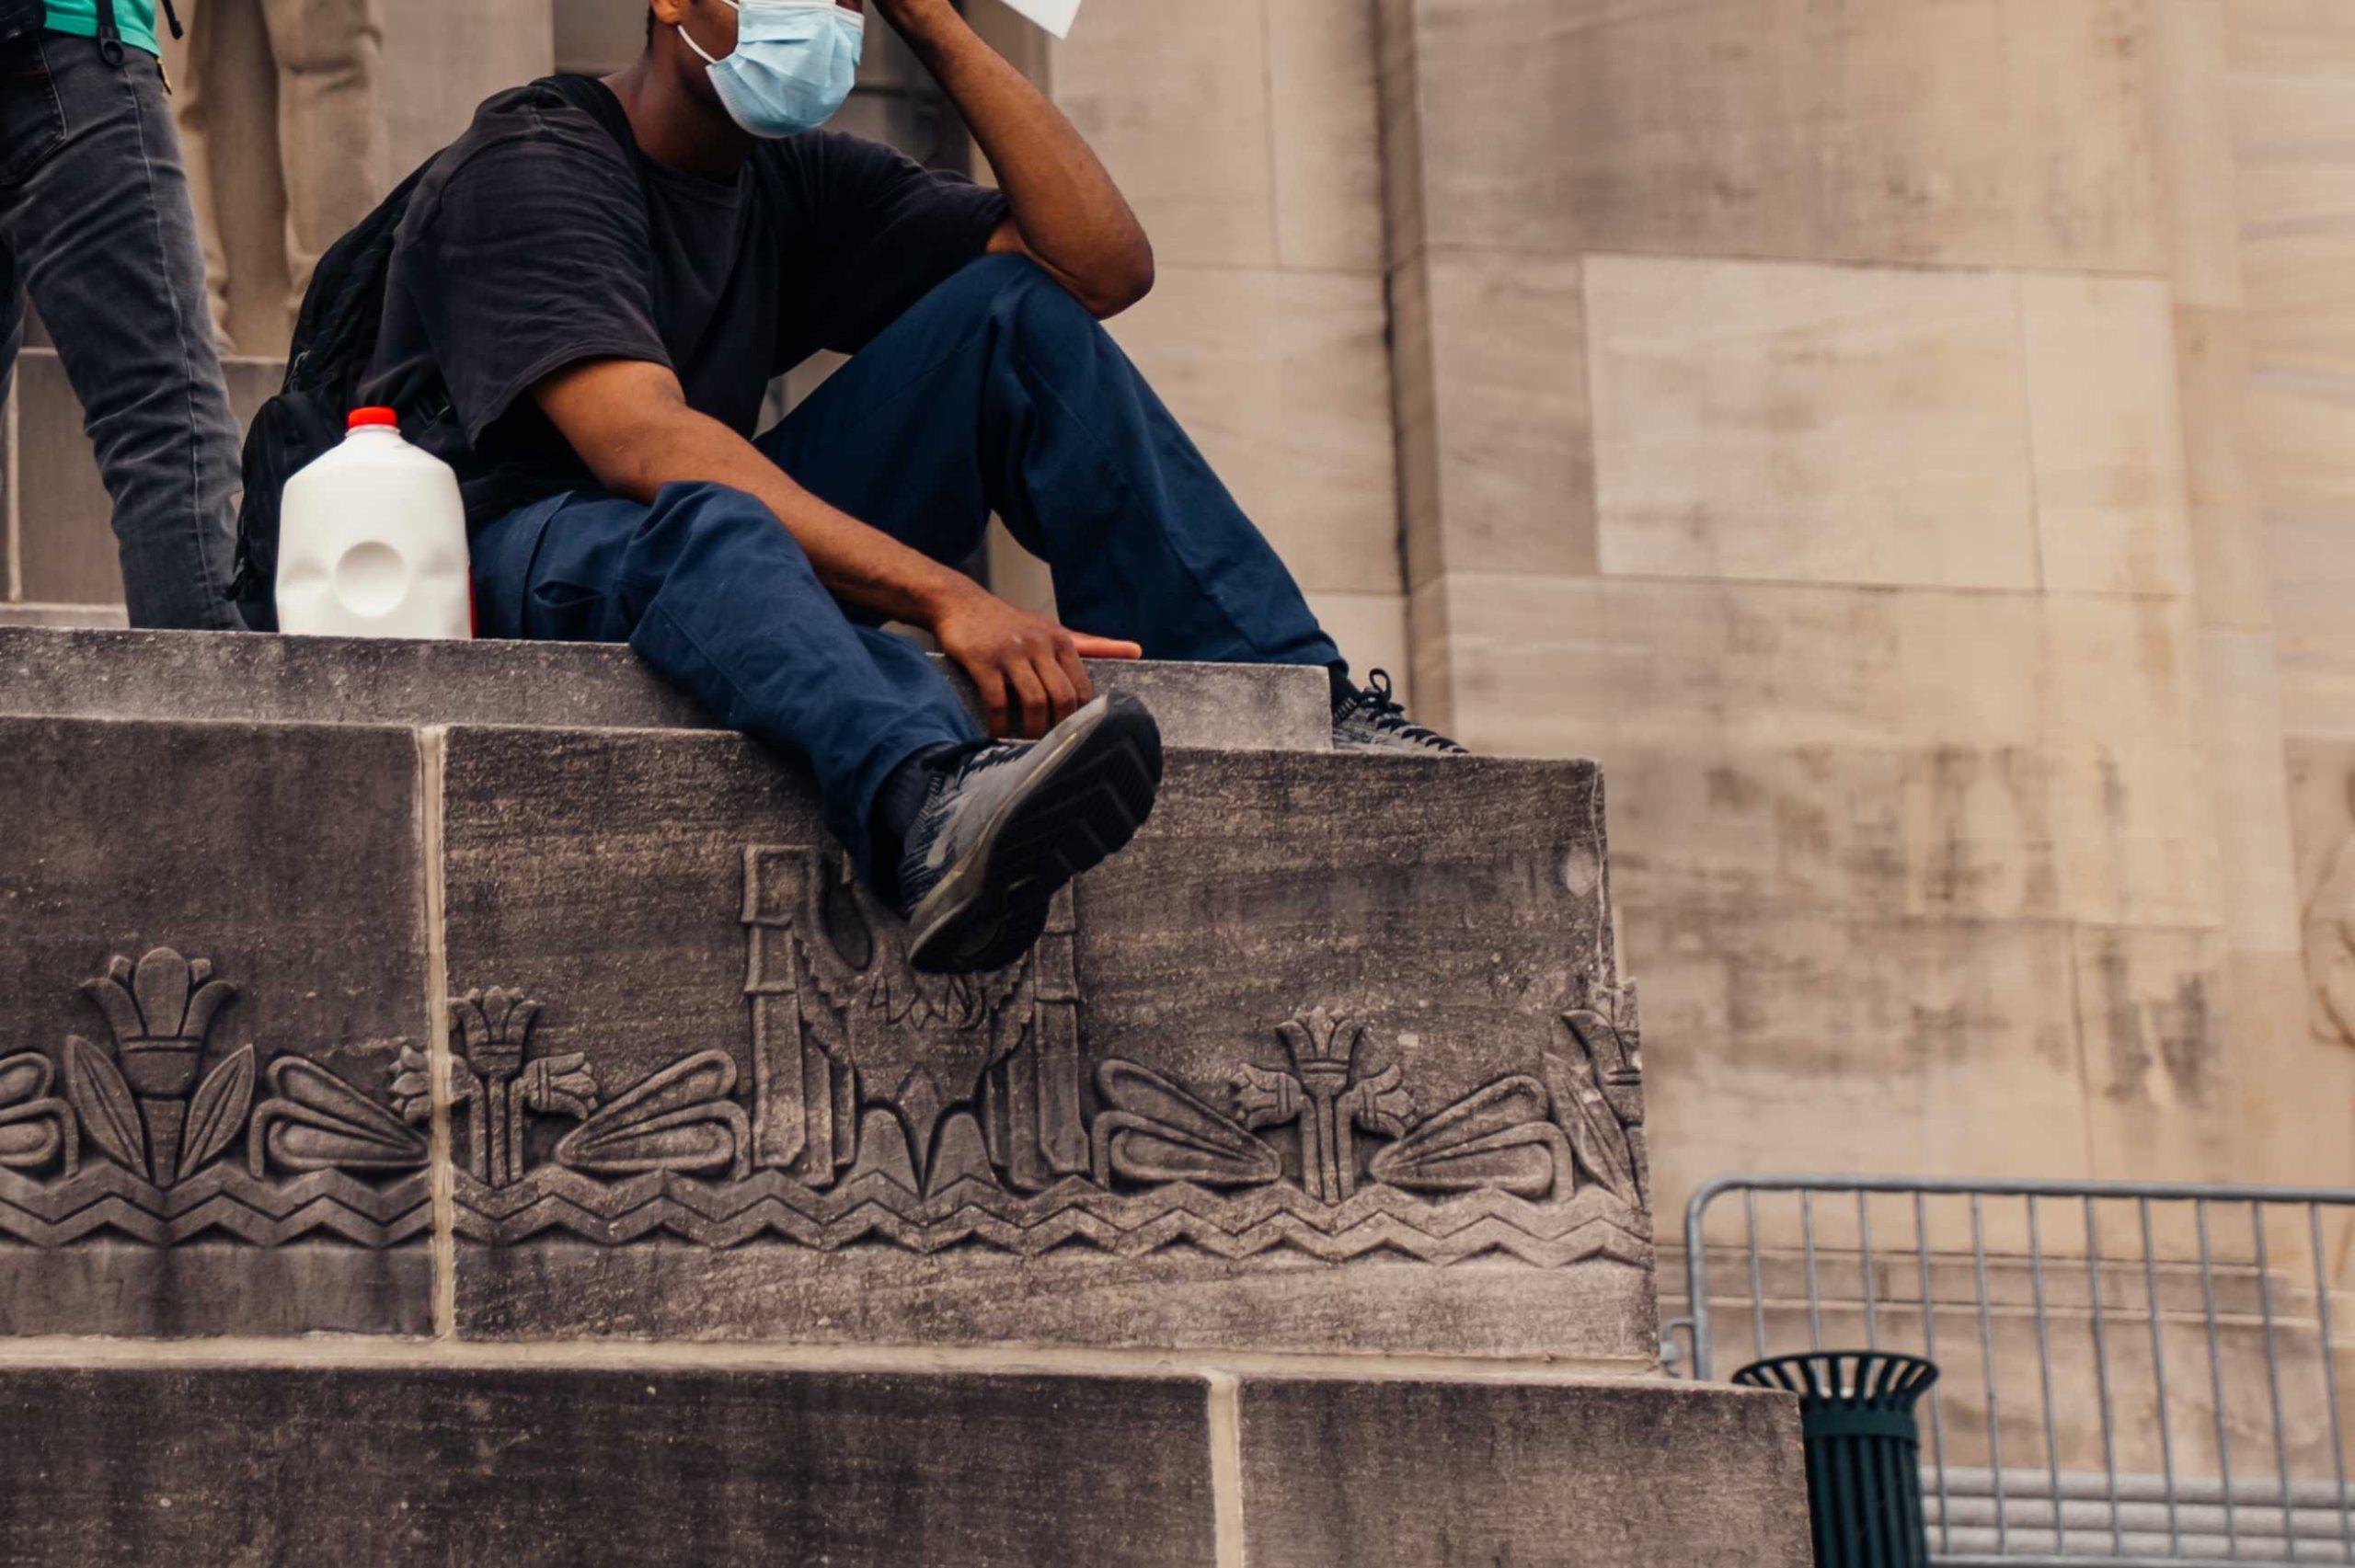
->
xmin=875 ymin=0 xmax=1153 ymax=318
xmin=536 ymin=357 xmax=1096 ymax=738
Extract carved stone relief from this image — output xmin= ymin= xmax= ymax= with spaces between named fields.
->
xmin=447 ymin=848 xmax=1652 ymax=1269
xmin=0 ymin=946 xmax=431 ymax=1249
xmin=5 ymin=852 xmax=1646 ymax=1274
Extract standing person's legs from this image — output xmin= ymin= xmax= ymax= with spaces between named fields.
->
xmin=169 ymin=0 xmax=236 ymax=349
xmin=760 ymin=254 xmax=1342 ymax=674
xmin=259 ymin=0 xmax=381 ymax=327
xmin=0 ymin=34 xmax=243 ymax=630
xmin=471 ymin=483 xmax=981 ymax=881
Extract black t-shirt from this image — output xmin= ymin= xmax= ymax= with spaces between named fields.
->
xmin=365 ymin=74 xmax=1009 ymax=527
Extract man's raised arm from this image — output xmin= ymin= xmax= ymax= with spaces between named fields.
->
xmin=872 ymin=0 xmax=1155 ymax=318
xmin=534 ymin=357 xmax=1097 ymax=739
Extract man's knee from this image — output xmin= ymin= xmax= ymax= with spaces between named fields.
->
xmin=936 ymin=253 xmax=1106 ymax=360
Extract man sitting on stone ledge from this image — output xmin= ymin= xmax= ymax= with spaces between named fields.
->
xmin=359 ymin=0 xmax=1464 ymax=975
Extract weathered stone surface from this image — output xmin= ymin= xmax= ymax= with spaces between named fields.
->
xmin=1239 ymin=1377 xmax=1809 ymax=1566
xmin=440 ymin=726 xmax=1653 ymax=1357
xmin=0 ymin=628 xmax=1332 ymax=752
xmin=0 ymin=716 xmax=431 ymax=1334
xmin=0 ymin=1366 xmax=1217 ymax=1565
xmin=1387 ymin=0 xmax=2160 ymax=273
xmin=1587 ymin=253 xmax=2039 ymax=592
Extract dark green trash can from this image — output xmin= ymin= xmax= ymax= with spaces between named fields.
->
xmin=1734 ymin=1351 xmax=1940 ymax=1568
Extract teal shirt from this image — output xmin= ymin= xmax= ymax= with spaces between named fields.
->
xmin=46 ymin=0 xmax=159 ymax=55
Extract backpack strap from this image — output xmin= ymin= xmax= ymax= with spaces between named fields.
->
xmin=92 ymin=0 xmax=123 ymax=64
xmin=539 ymin=74 xmax=643 ymax=162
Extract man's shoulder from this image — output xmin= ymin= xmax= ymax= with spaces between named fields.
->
xmin=407 ymin=78 xmax=638 ymax=229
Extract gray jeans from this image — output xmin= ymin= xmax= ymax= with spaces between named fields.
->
xmin=0 ymin=31 xmax=243 ymax=630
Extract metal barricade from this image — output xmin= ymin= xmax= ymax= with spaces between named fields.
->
xmin=1667 ymin=1176 xmax=2355 ymax=1566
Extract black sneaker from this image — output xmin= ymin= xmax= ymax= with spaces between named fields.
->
xmin=895 ymin=691 xmax=1165 ymax=974
xmin=1332 ymin=670 xmax=1468 ymax=755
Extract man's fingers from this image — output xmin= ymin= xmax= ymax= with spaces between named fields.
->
xmin=1007 ymin=659 xmax=1051 ymax=739
xmin=1038 ymin=655 xmax=1081 ymax=729
xmin=1054 ymin=639 xmax=1094 ymax=707
xmin=1071 ymin=633 xmax=1143 ymax=660
xmin=971 ymin=664 xmax=1012 ymax=738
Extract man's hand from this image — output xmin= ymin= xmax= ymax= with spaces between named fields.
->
xmin=931 ymin=582 xmax=1095 ymax=739
xmin=873 ymin=0 xmax=1155 ymax=318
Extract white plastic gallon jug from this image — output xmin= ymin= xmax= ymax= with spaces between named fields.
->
xmin=275 ymin=406 xmax=473 ymax=639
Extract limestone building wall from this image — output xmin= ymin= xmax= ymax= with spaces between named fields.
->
xmin=2236 ymin=6 xmax=2355 ymax=1207
xmin=1367 ymin=0 xmax=2355 ymax=1253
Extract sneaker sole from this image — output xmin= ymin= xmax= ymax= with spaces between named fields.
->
xmin=904 ymin=691 xmax=1165 ymax=975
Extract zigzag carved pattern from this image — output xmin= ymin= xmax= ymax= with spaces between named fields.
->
xmin=454 ymin=1169 xmax=1654 ymax=1267
xmin=0 ymin=1167 xmax=432 ymax=1248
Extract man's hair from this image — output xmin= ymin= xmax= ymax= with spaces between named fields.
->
xmin=646 ymin=6 xmax=655 ymax=42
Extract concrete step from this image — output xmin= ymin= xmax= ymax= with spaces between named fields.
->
xmin=0 ymin=626 xmax=1333 ymax=752
xmin=0 ymin=690 xmax=1647 ymax=1359
xmin=0 ymin=1359 xmax=1807 ymax=1566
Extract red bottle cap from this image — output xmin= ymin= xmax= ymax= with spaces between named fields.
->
xmin=349 ymin=406 xmax=399 ymax=429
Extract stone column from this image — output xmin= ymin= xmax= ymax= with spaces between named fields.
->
xmin=1375 ymin=0 xmax=2349 ymax=1230
xmin=163 ymin=0 xmax=552 ymax=358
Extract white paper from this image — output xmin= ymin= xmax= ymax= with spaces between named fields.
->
xmin=995 ymin=0 xmax=1081 ymax=39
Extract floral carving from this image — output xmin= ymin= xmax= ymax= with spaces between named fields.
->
xmin=1545 ymin=985 xmax=1647 ymax=1208
xmin=1086 ymin=1007 xmax=1596 ymax=1208
xmin=1092 ymin=1059 xmax=1282 ymax=1187
xmin=1366 ymin=1077 xmax=1568 ymax=1197
xmin=0 ymin=1053 xmax=75 ymax=1177
xmin=1232 ymin=1008 xmax=1413 ymax=1204
xmin=250 ymin=1058 xmax=428 ymax=1175
xmin=444 ymin=988 xmax=600 ymax=1188
xmin=66 ymin=947 xmax=249 ymax=1185
xmin=555 ymin=1049 xmax=750 ymax=1181
xmin=427 ymin=987 xmax=756 ymax=1189
xmin=0 ymin=912 xmax=1648 ymax=1271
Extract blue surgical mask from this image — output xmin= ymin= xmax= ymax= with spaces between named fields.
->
xmin=680 ymin=0 xmax=865 ymax=140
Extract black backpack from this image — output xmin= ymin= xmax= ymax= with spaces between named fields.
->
xmin=224 ymin=156 xmax=438 ymax=631
xmin=225 ymin=74 xmax=629 ymax=630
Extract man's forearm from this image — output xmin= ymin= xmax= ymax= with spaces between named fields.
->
xmin=609 ymin=407 xmax=979 ymax=626
xmin=884 ymin=0 xmax=1153 ymax=313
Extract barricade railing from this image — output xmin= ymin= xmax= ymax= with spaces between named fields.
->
xmin=1665 ymin=1175 xmax=2355 ymax=1565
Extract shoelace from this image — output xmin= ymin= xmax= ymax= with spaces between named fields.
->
xmin=1350 ymin=670 xmax=1457 ymax=749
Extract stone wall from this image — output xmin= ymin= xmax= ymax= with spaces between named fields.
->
xmin=1371 ymin=0 xmax=2355 ymax=1252
xmin=2235 ymin=5 xmax=2355 ymax=1206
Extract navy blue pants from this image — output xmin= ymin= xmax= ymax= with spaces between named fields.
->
xmin=473 ymin=255 xmax=1341 ymax=879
